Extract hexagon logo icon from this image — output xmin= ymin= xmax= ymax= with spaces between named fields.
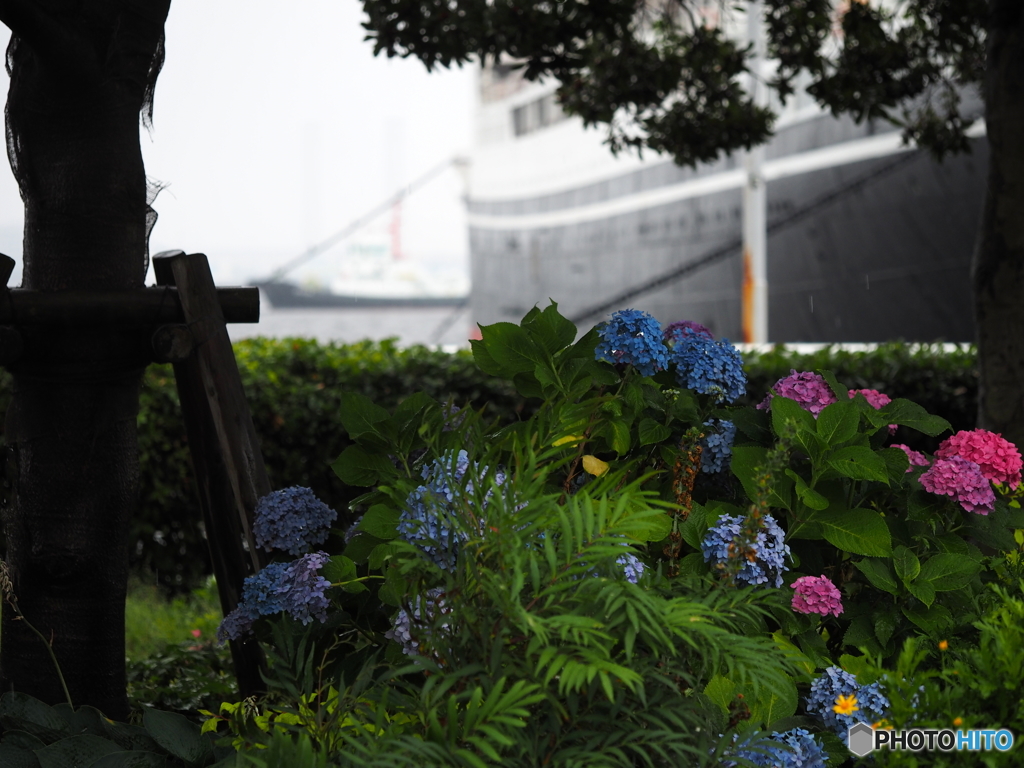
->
xmin=848 ymin=722 xmax=875 ymax=757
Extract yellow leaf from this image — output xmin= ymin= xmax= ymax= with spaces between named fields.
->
xmin=553 ymin=434 xmax=583 ymax=447
xmin=582 ymin=455 xmax=609 ymax=476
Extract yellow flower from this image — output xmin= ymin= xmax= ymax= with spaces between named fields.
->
xmin=833 ymin=694 xmax=860 ymax=716
xmin=873 ymin=719 xmax=894 ymax=731
xmin=938 ymin=640 xmax=949 ymax=651
xmin=953 ymin=717 xmax=963 ymax=727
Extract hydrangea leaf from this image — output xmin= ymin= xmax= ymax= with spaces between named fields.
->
xmin=771 ymin=395 xmax=817 ymax=436
xmin=827 ymin=446 xmax=889 ymax=485
xmin=854 ymin=558 xmax=899 ymax=595
xmin=512 ymin=371 xmax=545 ymax=400
xmin=582 ymin=455 xmax=609 ymax=477
xmin=878 ymin=447 xmax=911 ymax=483
xmin=479 ymin=321 xmax=548 ymax=374
xmin=816 ymin=400 xmax=860 ymax=446
xmin=907 ymin=579 xmax=936 ymax=607
xmin=638 ymin=418 xmax=671 ymax=447
xmin=873 ymin=604 xmax=899 ymax=647
xmin=816 ymin=369 xmax=851 ymax=401
xmin=469 ymin=337 xmax=503 ymax=376
xmin=811 ymin=508 xmax=892 ymax=557
xmin=750 ymin=673 xmax=798 ymax=728
xmin=596 ymin=418 xmax=631 ymax=456
xmin=874 ymin=399 xmax=951 ymax=436
xmin=702 ymin=675 xmax=737 ymax=713
xmin=343 ymin=532 xmax=385 ymax=564
xmin=331 ymin=445 xmax=395 ymax=487
xmin=338 ymin=392 xmax=393 ymax=441
xmin=901 ymin=603 xmax=954 ymax=635
xmin=892 ymin=545 xmax=921 ymax=585
xmin=916 ymin=553 xmax=982 ymax=592
xmin=522 ymin=301 xmax=577 ymax=356
xmin=785 ymin=469 xmax=828 ymax=511
xmin=321 ymin=555 xmax=357 ymax=585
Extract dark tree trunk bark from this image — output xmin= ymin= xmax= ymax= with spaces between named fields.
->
xmin=974 ymin=0 xmax=1024 ymax=448
xmin=0 ymin=0 xmax=170 ymax=717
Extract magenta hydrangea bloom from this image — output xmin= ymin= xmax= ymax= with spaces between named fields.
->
xmin=849 ymin=388 xmax=896 ymax=434
xmin=935 ymin=429 xmax=1022 ymax=490
xmin=892 ymin=444 xmax=929 ymax=471
xmin=791 ymin=575 xmax=843 ymax=617
xmin=663 ymin=320 xmax=713 ymax=341
xmin=919 ymin=455 xmax=996 ymax=515
xmin=757 ymin=371 xmax=837 ymax=418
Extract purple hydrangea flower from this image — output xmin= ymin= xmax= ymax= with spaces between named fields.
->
xmin=595 ymin=309 xmax=669 ymax=377
xmin=663 ymin=320 xmax=713 ymax=340
xmin=919 ymin=455 xmax=996 ymax=515
xmin=617 ymin=553 xmax=646 ymax=584
xmin=398 ymin=450 xmax=508 ymax=570
xmin=701 ymin=419 xmax=736 ymax=474
xmin=757 ymin=371 xmax=837 ymax=417
xmin=701 ymin=513 xmax=790 ymax=588
xmin=723 ymin=728 xmax=829 ymax=768
xmin=217 ymin=552 xmax=332 ymax=642
xmin=385 ymin=587 xmax=449 ymax=657
xmin=806 ymin=666 xmax=889 ymax=740
xmin=253 ymin=487 xmax=337 ymax=556
xmin=666 ymin=327 xmax=746 ymax=403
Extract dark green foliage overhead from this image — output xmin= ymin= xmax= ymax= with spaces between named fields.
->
xmin=361 ymin=0 xmax=988 ymax=164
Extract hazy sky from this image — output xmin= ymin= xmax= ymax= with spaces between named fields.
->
xmin=0 ymin=1 xmax=475 ymax=288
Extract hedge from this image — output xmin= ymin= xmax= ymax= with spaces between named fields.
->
xmin=0 ymin=338 xmax=980 ymax=593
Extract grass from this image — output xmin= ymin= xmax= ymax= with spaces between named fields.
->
xmin=125 ymin=575 xmax=224 ymax=662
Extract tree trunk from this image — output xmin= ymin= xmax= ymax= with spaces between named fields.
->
xmin=974 ymin=0 xmax=1024 ymax=448
xmin=0 ymin=0 xmax=170 ymax=718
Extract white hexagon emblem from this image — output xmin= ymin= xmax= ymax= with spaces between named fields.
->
xmin=848 ymin=722 xmax=875 ymax=757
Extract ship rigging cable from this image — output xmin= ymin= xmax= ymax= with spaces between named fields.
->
xmin=567 ymin=149 xmax=922 ymax=326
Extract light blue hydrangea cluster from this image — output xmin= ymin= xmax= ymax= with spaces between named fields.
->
xmin=666 ymin=326 xmax=747 ymax=403
xmin=701 ymin=419 xmax=736 ymax=474
xmin=724 ymin=728 xmax=829 ymax=768
xmin=253 ymin=486 xmax=337 ymax=556
xmin=701 ymin=513 xmax=790 ymax=587
xmin=616 ymin=553 xmax=646 ymax=583
xmin=385 ymin=587 xmax=448 ymax=657
xmin=806 ymin=666 xmax=890 ymax=739
xmin=398 ymin=450 xmax=507 ymax=570
xmin=217 ymin=551 xmax=332 ymax=641
xmin=595 ymin=309 xmax=669 ymax=377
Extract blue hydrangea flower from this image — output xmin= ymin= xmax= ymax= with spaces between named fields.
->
xmin=724 ymin=728 xmax=829 ymax=768
xmin=666 ymin=327 xmax=747 ymax=403
xmin=806 ymin=666 xmax=890 ymax=739
xmin=701 ymin=419 xmax=736 ymax=474
xmin=595 ymin=309 xmax=669 ymax=377
xmin=701 ymin=513 xmax=790 ymax=587
xmin=617 ymin=553 xmax=645 ymax=584
xmin=217 ymin=552 xmax=332 ymax=642
xmin=385 ymin=587 xmax=449 ymax=657
xmin=398 ymin=450 xmax=508 ymax=570
xmin=253 ymin=487 xmax=338 ymax=556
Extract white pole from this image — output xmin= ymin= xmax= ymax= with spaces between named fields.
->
xmin=742 ymin=0 xmax=768 ymax=344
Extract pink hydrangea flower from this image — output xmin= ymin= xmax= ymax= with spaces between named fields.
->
xmin=791 ymin=575 xmax=843 ymax=617
xmin=757 ymin=371 xmax=838 ymax=418
xmin=849 ymin=388 xmax=897 ymax=434
xmin=919 ymin=455 xmax=996 ymax=515
xmin=935 ymin=429 xmax=1022 ymax=490
xmin=892 ymin=444 xmax=929 ymax=471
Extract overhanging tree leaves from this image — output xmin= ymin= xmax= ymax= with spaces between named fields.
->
xmin=362 ymin=0 xmax=1023 ymax=446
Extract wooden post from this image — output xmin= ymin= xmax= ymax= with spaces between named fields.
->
xmin=153 ymin=251 xmax=269 ymax=697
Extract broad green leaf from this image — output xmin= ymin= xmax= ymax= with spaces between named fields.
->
xmin=771 ymin=632 xmax=815 ymax=677
xmin=0 ymin=692 xmax=70 ymax=742
xmin=843 ymin=615 xmax=876 ymax=650
xmin=875 ymin=399 xmax=951 ymax=436
xmin=321 ymin=555 xmax=357 ymax=585
xmin=873 ymin=605 xmax=899 ymax=647
xmin=343 ymin=532 xmax=385 ymax=564
xmin=90 ymin=752 xmax=170 ymax=768
xmin=597 ymin=419 xmax=631 ymax=456
xmin=0 ymin=744 xmax=39 ymax=768
xmin=750 ymin=675 xmax=798 ymax=727
xmin=331 ymin=445 xmax=395 ymax=486
xmin=827 ymin=446 xmax=889 ymax=484
xmin=817 ymin=370 xmax=850 ymax=401
xmin=916 ymin=554 xmax=982 ymax=592
xmin=771 ymin=396 xmax=816 ymax=437
xmin=392 ymin=392 xmax=436 ymax=434
xmin=902 ymin=604 xmax=954 ymax=635
xmin=816 ymin=400 xmax=860 ymax=446
xmin=338 ymin=392 xmax=392 ymax=440
xmin=512 ymin=371 xmax=544 ymax=399
xmin=729 ymin=406 xmax=771 ymax=443
xmin=676 ymin=552 xmax=706 ymax=577
xmin=34 ymin=735 xmax=121 ymax=768
xmin=478 ymin=322 xmax=547 ymax=374
xmin=470 ymin=337 xmax=503 ymax=376
xmin=878 ymin=447 xmax=911 ymax=483
xmin=854 ymin=558 xmax=899 ymax=595
xmin=638 ymin=418 xmax=671 ymax=447
xmin=358 ymin=504 xmax=401 ymax=540
xmin=731 ymin=446 xmax=794 ymax=511
xmin=523 ymin=301 xmax=577 ymax=355
xmin=621 ymin=510 xmax=672 ymax=542
xmin=838 ymin=653 xmax=871 ymax=678
xmin=907 ymin=579 xmax=936 ymax=607
xmin=785 ymin=469 xmax=828 ymax=510
xmin=142 ymin=709 xmax=212 ymax=765
xmin=679 ymin=503 xmax=712 ymax=550
xmin=703 ymin=676 xmax=736 ymax=713
xmin=892 ymin=545 xmax=921 ymax=584
xmin=813 ymin=508 xmax=892 ymax=556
